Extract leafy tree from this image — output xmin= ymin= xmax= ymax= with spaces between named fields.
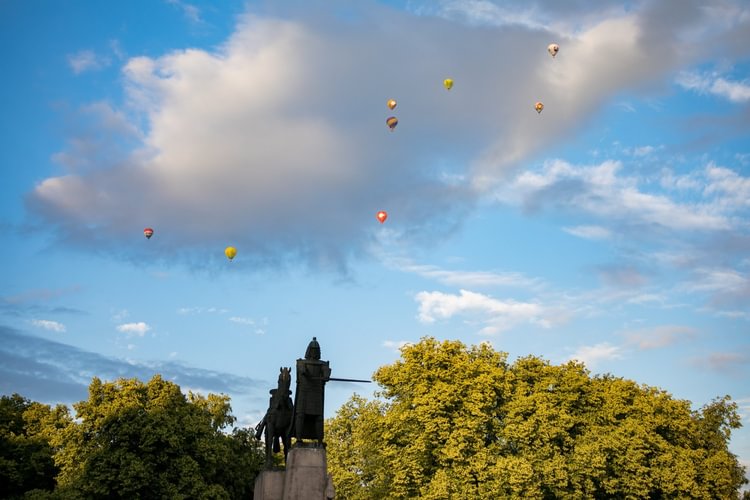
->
xmin=326 ymin=337 xmax=748 ymax=499
xmin=48 ymin=375 xmax=263 ymax=499
xmin=0 ymin=394 xmax=68 ymax=499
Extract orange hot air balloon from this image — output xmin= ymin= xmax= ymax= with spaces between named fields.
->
xmin=386 ymin=116 xmax=398 ymax=131
xmin=535 ymin=101 xmax=544 ymax=114
xmin=143 ymin=228 xmax=154 ymax=239
xmin=376 ymin=211 xmax=388 ymax=224
xmin=387 ymin=99 xmax=397 ymax=110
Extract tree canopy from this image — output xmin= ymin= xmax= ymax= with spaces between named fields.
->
xmin=326 ymin=337 xmax=748 ymax=499
xmin=1 ymin=375 xmax=263 ymax=499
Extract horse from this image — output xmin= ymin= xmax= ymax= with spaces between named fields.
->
xmin=255 ymin=367 xmax=293 ymax=468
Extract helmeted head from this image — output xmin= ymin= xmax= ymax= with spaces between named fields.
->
xmin=305 ymin=337 xmax=321 ymax=360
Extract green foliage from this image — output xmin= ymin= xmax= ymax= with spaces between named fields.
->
xmin=49 ymin=375 xmax=264 ymax=499
xmin=327 ymin=337 xmax=749 ymax=499
xmin=1 ymin=394 xmax=66 ymax=499
xmin=2 ymin=376 xmax=264 ymax=499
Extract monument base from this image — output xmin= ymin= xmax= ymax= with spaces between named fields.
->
xmin=253 ymin=470 xmax=285 ymax=500
xmin=283 ymin=446 xmax=332 ymax=500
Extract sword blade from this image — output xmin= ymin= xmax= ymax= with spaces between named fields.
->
xmin=328 ymin=377 xmax=371 ymax=383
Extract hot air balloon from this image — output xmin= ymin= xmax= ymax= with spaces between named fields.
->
xmin=535 ymin=101 xmax=544 ymax=114
xmin=387 ymin=99 xmax=397 ymax=110
xmin=225 ymin=246 xmax=237 ymax=261
xmin=386 ymin=116 xmax=398 ymax=131
xmin=376 ymin=211 xmax=388 ymax=224
xmin=547 ymin=43 xmax=559 ymax=58
xmin=143 ymin=228 xmax=154 ymax=239
xmin=443 ymin=78 xmax=453 ymax=90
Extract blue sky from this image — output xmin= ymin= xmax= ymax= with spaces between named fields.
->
xmin=1 ymin=0 xmax=749 ymax=476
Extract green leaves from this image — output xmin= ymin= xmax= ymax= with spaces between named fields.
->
xmin=326 ymin=337 xmax=748 ymax=499
xmin=1 ymin=376 xmax=264 ymax=499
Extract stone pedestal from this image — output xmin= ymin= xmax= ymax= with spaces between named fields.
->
xmin=283 ymin=446 xmax=329 ymax=500
xmin=253 ymin=470 xmax=285 ymax=500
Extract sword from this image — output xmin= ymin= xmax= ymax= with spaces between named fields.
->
xmin=327 ymin=377 xmax=371 ymax=383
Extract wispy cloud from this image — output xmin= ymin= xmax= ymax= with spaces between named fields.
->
xmin=496 ymin=159 xmax=733 ymax=232
xmin=562 ymin=225 xmax=611 ymax=240
xmin=382 ymin=340 xmax=413 ymax=353
xmin=689 ymin=351 xmax=750 ymax=375
xmin=388 ymin=258 xmax=542 ymax=289
xmin=166 ymin=0 xmax=202 ymax=24
xmin=568 ymin=342 xmax=624 ymax=369
xmin=30 ymin=319 xmax=66 ymax=333
xmin=177 ymin=307 xmax=228 ymax=315
xmin=116 ymin=322 xmax=150 ymax=337
xmin=676 ymin=71 xmax=750 ymax=103
xmin=229 ymin=316 xmax=254 ymax=325
xmin=0 ymin=325 xmax=264 ymax=405
xmin=623 ymin=325 xmax=697 ymax=350
xmin=67 ymin=49 xmax=110 ymax=74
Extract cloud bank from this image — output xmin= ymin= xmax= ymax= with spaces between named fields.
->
xmin=28 ymin=1 xmax=750 ymax=272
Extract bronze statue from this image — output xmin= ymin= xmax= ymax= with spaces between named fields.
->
xmin=255 ymin=367 xmax=294 ymax=468
xmin=291 ymin=337 xmax=331 ymax=444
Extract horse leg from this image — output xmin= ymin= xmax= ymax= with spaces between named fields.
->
xmin=265 ymin=423 xmax=274 ymax=468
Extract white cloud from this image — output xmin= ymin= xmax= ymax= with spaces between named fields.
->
xmin=116 ymin=322 xmax=151 ymax=337
xmin=495 ymin=159 xmax=735 ymax=232
xmin=383 ymin=340 xmax=413 ymax=353
xmin=568 ymin=342 xmax=624 ymax=369
xmin=30 ymin=3 xmax=750 ymax=271
xmin=415 ymin=289 xmax=549 ymax=335
xmin=676 ymin=71 xmax=750 ymax=103
xmin=67 ymin=50 xmax=110 ymax=74
xmin=562 ymin=225 xmax=611 ymax=240
xmin=30 ymin=319 xmax=66 ymax=333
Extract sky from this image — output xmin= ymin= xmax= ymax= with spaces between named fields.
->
xmin=1 ymin=0 xmax=749 ymax=479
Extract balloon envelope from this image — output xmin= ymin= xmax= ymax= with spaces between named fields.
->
xmin=386 ymin=116 xmax=398 ymax=131
xmin=143 ymin=228 xmax=154 ymax=239
xmin=387 ymin=99 xmax=397 ymax=110
xmin=443 ymin=78 xmax=453 ymax=90
xmin=376 ymin=211 xmax=387 ymax=223
xmin=535 ymin=101 xmax=544 ymax=114
xmin=225 ymin=246 xmax=237 ymax=260
xmin=548 ymin=43 xmax=559 ymax=57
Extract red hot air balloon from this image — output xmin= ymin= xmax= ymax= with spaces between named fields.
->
xmin=376 ymin=211 xmax=387 ymax=224
xmin=143 ymin=228 xmax=154 ymax=239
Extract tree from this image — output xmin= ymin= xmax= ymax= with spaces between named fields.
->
xmin=0 ymin=394 xmax=68 ymax=499
xmin=49 ymin=375 xmax=263 ymax=499
xmin=326 ymin=337 xmax=748 ymax=499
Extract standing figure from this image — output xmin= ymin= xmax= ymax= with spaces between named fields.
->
xmin=291 ymin=337 xmax=331 ymax=444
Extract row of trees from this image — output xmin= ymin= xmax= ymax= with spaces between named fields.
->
xmin=1 ymin=376 xmax=264 ymax=499
xmin=326 ymin=338 xmax=749 ymax=499
xmin=2 ymin=337 xmax=748 ymax=498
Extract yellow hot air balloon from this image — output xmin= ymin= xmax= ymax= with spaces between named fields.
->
xmin=535 ymin=101 xmax=544 ymax=114
xmin=225 ymin=246 xmax=237 ymax=261
xmin=443 ymin=78 xmax=453 ymax=90
xmin=387 ymin=99 xmax=397 ymax=110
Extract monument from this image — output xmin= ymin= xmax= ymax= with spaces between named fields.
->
xmin=254 ymin=337 xmax=369 ymax=499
